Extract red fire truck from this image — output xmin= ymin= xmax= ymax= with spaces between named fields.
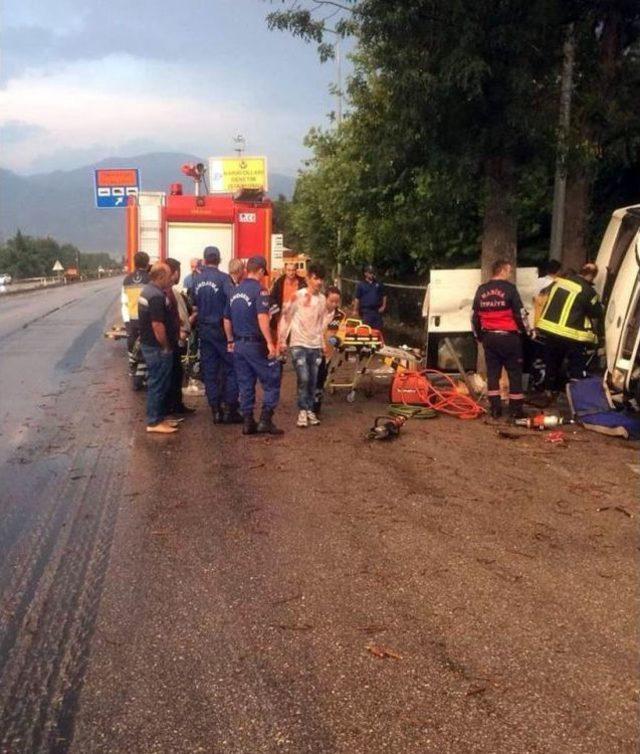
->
xmin=125 ymin=160 xmax=272 ymax=283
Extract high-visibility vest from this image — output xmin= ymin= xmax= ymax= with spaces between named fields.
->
xmin=537 ymin=275 xmax=599 ymax=343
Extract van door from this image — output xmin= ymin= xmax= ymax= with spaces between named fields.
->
xmin=601 ymin=209 xmax=640 ymax=307
xmin=617 ymin=273 xmax=640 ymax=396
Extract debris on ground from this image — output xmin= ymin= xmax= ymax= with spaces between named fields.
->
xmin=596 ymin=505 xmax=633 ymax=518
xmin=497 ymin=430 xmax=524 ymax=440
xmin=366 ymin=643 xmax=403 ymax=660
xmin=103 ymin=325 xmax=127 ymax=340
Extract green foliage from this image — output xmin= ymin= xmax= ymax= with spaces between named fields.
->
xmin=267 ymin=0 xmax=640 ymax=273
xmin=0 ymin=231 xmax=118 ymax=278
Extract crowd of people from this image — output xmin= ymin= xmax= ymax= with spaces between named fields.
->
xmin=121 ymin=248 xmax=603 ymax=435
xmin=121 ymin=250 xmax=388 ymax=436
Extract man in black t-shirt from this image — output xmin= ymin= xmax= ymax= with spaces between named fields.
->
xmin=138 ymin=262 xmax=179 ymax=434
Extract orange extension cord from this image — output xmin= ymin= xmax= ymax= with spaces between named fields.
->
xmin=394 ymin=369 xmax=485 ymax=420
xmin=423 ymin=369 xmax=485 ymax=420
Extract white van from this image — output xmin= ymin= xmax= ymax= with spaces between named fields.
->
xmin=423 ymin=267 xmax=538 ymax=371
xmin=594 ymin=204 xmax=640 ymax=405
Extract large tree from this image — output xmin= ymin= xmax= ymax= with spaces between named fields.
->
xmin=268 ymin=0 xmax=564 ymax=277
xmin=267 ymin=0 xmax=639 ymax=277
xmin=559 ymin=1 xmax=640 ymax=269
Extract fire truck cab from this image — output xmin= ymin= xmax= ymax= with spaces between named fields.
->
xmin=126 ymin=161 xmax=273 ymax=284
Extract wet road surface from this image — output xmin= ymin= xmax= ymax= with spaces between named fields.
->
xmin=1 ymin=280 xmax=638 ymax=753
xmin=0 ymin=279 xmax=128 ymax=753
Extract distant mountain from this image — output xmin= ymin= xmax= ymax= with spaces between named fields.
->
xmin=0 ymin=153 xmax=296 ymax=253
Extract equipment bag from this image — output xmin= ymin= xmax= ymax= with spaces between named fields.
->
xmin=390 ymin=370 xmax=431 ymax=405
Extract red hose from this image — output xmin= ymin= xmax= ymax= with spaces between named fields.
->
xmin=422 ymin=369 xmax=485 ymax=419
xmin=394 ymin=368 xmax=485 ymax=420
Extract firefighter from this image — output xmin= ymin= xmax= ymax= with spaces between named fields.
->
xmin=536 ymin=262 xmax=603 ymax=392
xmin=472 ymin=259 xmax=532 ymax=419
xmin=223 ymin=256 xmax=284 ymax=436
xmin=529 ymin=259 xmax=563 ymax=392
xmin=121 ymin=251 xmax=150 ymax=390
xmin=193 ymin=246 xmax=241 ymax=424
xmin=354 ymin=265 xmax=386 ymax=331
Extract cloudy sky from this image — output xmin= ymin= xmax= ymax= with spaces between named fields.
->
xmin=1 ymin=0 xmax=343 ymax=175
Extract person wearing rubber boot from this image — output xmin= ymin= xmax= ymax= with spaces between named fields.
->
xmin=472 ymin=259 xmax=532 ymax=420
xmin=121 ymin=251 xmax=150 ymax=390
xmin=193 ymin=246 xmax=242 ymax=425
xmin=537 ymin=262 xmax=603 ymax=394
xmin=224 ymin=256 xmax=283 ymax=436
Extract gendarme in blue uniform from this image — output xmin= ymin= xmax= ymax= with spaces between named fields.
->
xmin=194 ymin=266 xmax=232 ymax=325
xmin=355 ymin=279 xmax=385 ymax=330
xmin=194 ymin=265 xmax=238 ymax=410
xmin=225 ymin=278 xmax=281 ymax=416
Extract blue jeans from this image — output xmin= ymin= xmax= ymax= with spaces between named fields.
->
xmin=141 ymin=345 xmax=174 ymax=425
xmin=290 ymin=346 xmax=323 ymax=411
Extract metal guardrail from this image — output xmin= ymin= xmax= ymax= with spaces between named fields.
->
xmin=0 ymin=272 xmax=120 ymax=295
xmin=6 ymin=277 xmax=59 ymax=291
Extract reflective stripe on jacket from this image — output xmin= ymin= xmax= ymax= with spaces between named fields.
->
xmin=537 ymin=275 xmax=602 ymax=344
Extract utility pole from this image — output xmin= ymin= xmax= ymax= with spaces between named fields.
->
xmin=549 ymin=24 xmax=576 ymax=262
xmin=334 ymin=35 xmax=344 ymax=289
xmin=336 ymin=37 xmax=343 ymax=127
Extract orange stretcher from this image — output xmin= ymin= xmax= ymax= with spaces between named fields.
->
xmin=325 ymin=318 xmax=384 ymax=402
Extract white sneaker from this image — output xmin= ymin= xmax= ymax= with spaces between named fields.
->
xmin=297 ymin=410 xmax=309 ymax=428
xmin=306 ymin=410 xmax=321 ymax=426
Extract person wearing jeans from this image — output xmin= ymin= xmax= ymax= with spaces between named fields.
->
xmin=278 ymin=262 xmax=327 ymax=428
xmin=141 ymin=345 xmax=175 ymax=427
xmin=137 ymin=262 xmax=180 ymax=434
xmin=290 ymin=345 xmax=323 ymax=422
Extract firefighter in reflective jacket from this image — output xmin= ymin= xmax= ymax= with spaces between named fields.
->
xmin=121 ymin=251 xmax=150 ymax=389
xmin=536 ymin=262 xmax=603 ymax=391
xmin=472 ymin=259 xmax=532 ymax=419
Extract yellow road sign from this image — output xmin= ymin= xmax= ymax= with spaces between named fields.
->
xmin=208 ymin=156 xmax=268 ymax=193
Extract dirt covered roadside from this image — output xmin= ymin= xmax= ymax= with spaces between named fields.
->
xmin=71 ymin=363 xmax=639 ymax=754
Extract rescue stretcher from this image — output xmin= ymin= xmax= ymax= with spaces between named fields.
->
xmin=325 ymin=318 xmax=384 ymax=402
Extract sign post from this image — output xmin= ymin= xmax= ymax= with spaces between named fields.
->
xmin=52 ymin=259 xmax=64 ymax=282
xmin=208 ymin=157 xmax=267 ymax=193
xmin=271 ymin=233 xmax=284 ymax=269
xmin=94 ymin=168 xmax=140 ymax=209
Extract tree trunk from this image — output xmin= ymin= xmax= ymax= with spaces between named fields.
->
xmin=477 ymin=156 xmax=518 ymax=375
xmin=561 ymin=168 xmax=589 ymax=272
xmin=481 ymin=156 xmax=517 ymax=281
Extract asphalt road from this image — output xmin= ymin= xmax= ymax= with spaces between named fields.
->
xmin=0 ymin=280 xmax=638 ymax=753
xmin=0 ymin=279 xmax=128 ymax=753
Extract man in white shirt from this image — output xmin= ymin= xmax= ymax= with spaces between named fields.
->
xmin=278 ymin=263 xmax=327 ymax=428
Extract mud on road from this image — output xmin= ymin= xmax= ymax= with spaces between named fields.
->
xmin=64 ymin=347 xmax=639 ymax=753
